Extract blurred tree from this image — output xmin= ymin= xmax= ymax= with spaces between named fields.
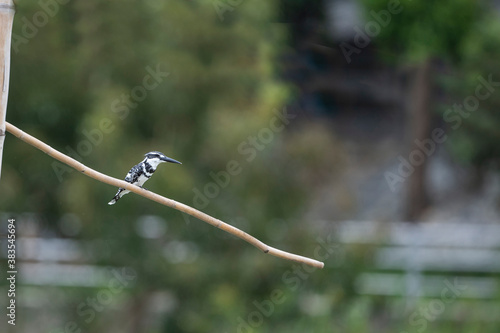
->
xmin=360 ymin=0 xmax=480 ymax=221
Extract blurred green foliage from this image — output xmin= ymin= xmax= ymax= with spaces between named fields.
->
xmin=360 ymin=0 xmax=480 ymax=63
xmin=441 ymin=16 xmax=500 ymax=168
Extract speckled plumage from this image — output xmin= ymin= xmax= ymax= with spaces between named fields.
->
xmin=108 ymin=151 xmax=181 ymax=205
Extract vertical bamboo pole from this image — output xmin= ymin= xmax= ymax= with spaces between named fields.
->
xmin=0 ymin=0 xmax=15 ymax=181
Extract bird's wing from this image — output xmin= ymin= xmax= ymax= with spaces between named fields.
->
xmin=124 ymin=172 xmax=133 ymax=183
xmin=124 ymin=163 xmax=142 ymax=183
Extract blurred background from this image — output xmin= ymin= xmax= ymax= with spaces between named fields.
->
xmin=1 ymin=0 xmax=500 ymax=332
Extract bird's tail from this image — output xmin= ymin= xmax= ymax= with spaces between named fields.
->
xmin=108 ymin=189 xmax=124 ymax=205
xmin=108 ymin=197 xmax=118 ymax=205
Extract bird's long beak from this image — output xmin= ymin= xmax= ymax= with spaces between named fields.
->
xmin=162 ymin=156 xmax=182 ymax=164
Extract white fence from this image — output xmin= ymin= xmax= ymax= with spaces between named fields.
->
xmin=336 ymin=221 xmax=500 ymax=320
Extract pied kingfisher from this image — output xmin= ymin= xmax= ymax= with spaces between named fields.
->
xmin=108 ymin=151 xmax=181 ymax=205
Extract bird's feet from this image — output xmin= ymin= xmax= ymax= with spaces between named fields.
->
xmin=140 ymin=186 xmax=149 ymax=191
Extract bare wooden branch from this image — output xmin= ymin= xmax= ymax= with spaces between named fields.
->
xmin=5 ymin=121 xmax=324 ymax=269
xmin=0 ymin=0 xmax=15 ymax=181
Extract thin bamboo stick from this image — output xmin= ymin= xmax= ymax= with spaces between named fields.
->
xmin=0 ymin=0 xmax=15 ymax=181
xmin=5 ymin=121 xmax=324 ymax=269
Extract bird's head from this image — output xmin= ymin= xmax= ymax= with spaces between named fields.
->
xmin=144 ymin=151 xmax=182 ymax=167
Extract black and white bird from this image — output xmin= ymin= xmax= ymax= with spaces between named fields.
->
xmin=108 ymin=151 xmax=181 ymax=205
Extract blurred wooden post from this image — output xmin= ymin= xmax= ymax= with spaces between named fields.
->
xmin=0 ymin=0 xmax=14 ymax=181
